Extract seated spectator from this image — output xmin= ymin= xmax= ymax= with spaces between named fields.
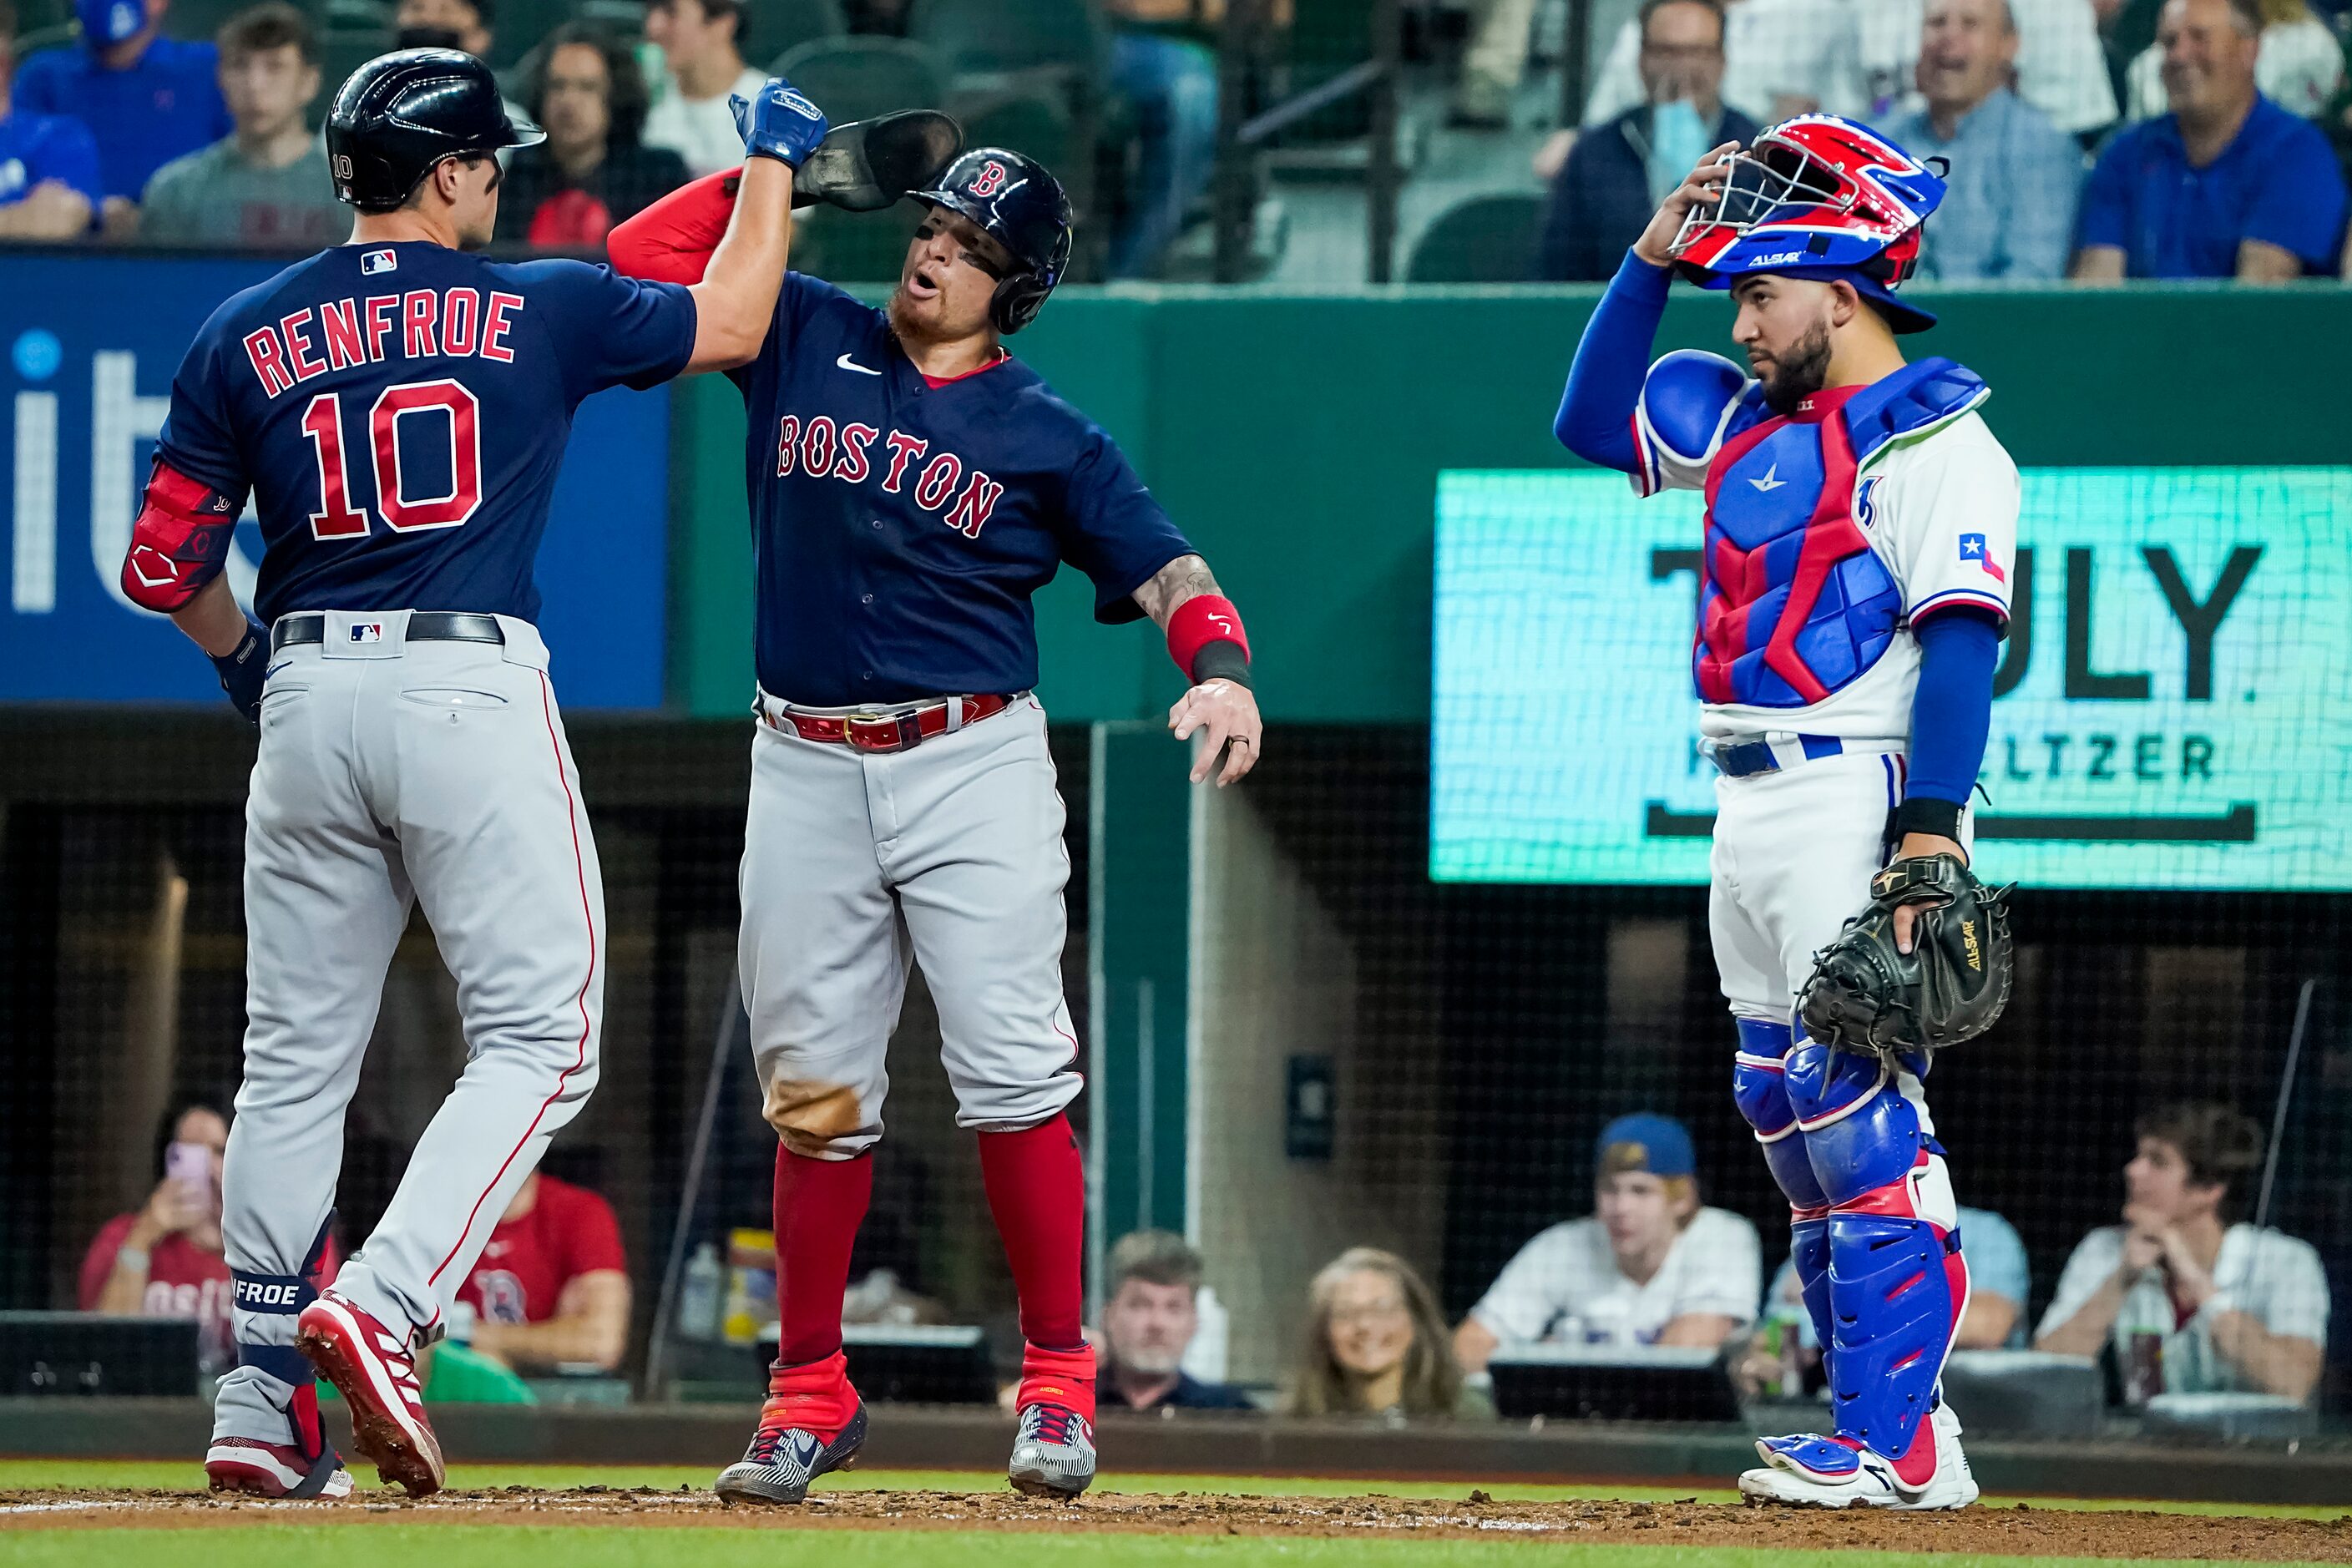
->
xmin=1106 ymin=0 xmax=1234 ymax=278
xmin=2074 ymin=0 xmax=2347 ymax=278
xmin=394 ymin=0 xmax=493 ymax=58
xmin=0 ymin=5 xmax=102 ymax=240
xmin=139 ymin=4 xmax=345 ymax=249
xmin=1881 ymin=0 xmax=2083 ymax=281
xmin=1454 ymin=1114 xmax=1759 ymax=1370
xmin=1537 ymin=0 xmax=1761 ymax=282
xmin=2124 ymin=0 xmax=2342 ymax=119
xmin=1737 ymin=1203 xmax=2029 ymax=1390
xmin=78 ymin=1098 xmax=340 ymax=1376
xmin=642 ymin=0 xmax=764 ymax=179
xmin=497 ymin=24 xmax=688 ymax=250
xmin=14 ymin=0 xmax=230 ymax=237
xmin=2036 ymin=1103 xmax=2327 ymax=1404
xmin=452 ymin=1168 xmax=630 ymax=1374
xmin=1581 ymin=0 xmax=2117 ymax=136
xmin=1288 ymin=1247 xmax=1486 ymax=1421
xmin=1097 ymin=1230 xmax=1255 ymax=1413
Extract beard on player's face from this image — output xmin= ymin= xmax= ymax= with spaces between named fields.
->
xmin=1755 ymin=316 xmax=1833 ymax=417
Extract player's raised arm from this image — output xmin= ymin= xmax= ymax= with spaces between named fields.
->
xmin=674 ymin=79 xmax=829 ymax=374
xmin=1132 ymin=554 xmax=1261 ymax=787
xmin=1553 ymin=143 xmax=1740 ymax=474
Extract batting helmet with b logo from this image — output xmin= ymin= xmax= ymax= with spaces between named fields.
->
xmin=326 ymin=49 xmax=544 ymax=213
xmin=911 ymin=148 xmax=1073 ymax=336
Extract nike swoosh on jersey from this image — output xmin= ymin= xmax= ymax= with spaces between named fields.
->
xmin=837 ymin=353 xmax=881 ymax=376
xmin=1749 ymin=463 xmax=1787 ymax=493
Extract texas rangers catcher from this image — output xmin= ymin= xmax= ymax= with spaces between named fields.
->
xmin=1556 ymin=117 xmax=2016 ymax=1509
xmin=609 ymin=146 xmax=1262 ymax=1503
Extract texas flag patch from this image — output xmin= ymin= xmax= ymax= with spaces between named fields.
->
xmin=361 ymin=248 xmax=398 ymax=276
xmin=1958 ymin=532 xmax=2006 ymax=584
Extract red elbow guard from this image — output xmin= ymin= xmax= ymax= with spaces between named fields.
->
xmin=121 ymin=461 xmax=241 ymax=612
xmin=1167 ymin=594 xmax=1250 ymax=677
xmin=607 ymin=169 xmax=741 ymax=285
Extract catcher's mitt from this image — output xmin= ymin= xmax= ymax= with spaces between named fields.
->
xmin=1798 ymin=853 xmax=2013 ymax=1055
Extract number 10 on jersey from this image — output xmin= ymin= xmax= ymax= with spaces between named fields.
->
xmin=301 ymin=378 xmax=484 ymax=539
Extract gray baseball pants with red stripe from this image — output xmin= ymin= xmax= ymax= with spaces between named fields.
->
xmin=214 ymin=611 xmax=601 ymax=1443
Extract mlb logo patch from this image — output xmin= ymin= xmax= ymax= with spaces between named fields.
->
xmin=1958 ymin=533 xmax=2006 ymax=584
xmin=362 ymin=249 xmax=398 ymax=276
xmin=349 ymin=622 xmax=384 ymax=644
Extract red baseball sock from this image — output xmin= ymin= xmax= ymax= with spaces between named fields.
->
xmin=772 ymin=1146 xmax=873 ymax=1368
xmin=977 ymin=1115 xmax=1086 ymax=1353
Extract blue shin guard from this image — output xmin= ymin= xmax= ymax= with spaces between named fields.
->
xmin=1781 ymin=1044 xmax=1968 ymax=1468
xmin=1732 ymin=1019 xmax=1834 ymax=1353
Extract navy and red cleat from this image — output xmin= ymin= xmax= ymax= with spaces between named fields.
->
xmin=294 ymin=1289 xmax=444 ymax=1498
xmin=715 ymin=1349 xmax=868 ymax=1506
xmin=205 ymin=1382 xmax=355 ymax=1499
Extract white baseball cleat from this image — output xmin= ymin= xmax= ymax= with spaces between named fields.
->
xmin=1738 ymin=1402 xmax=1978 ymax=1510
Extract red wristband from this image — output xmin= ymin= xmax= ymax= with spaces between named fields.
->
xmin=1166 ymin=594 xmax=1249 ymax=678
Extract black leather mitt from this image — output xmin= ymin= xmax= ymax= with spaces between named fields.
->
xmin=1798 ymin=853 xmax=2014 ymax=1055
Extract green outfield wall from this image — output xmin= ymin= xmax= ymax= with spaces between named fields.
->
xmin=669 ymin=283 xmax=2352 ymax=721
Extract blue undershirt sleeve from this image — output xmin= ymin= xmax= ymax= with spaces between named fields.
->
xmin=1552 ymin=250 xmax=1672 ymax=473
xmin=1906 ymin=609 xmax=2000 ymax=805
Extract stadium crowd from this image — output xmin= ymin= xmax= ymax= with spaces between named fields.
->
xmin=82 ymin=1096 xmax=2329 ymax=1416
xmin=1537 ymin=0 xmax=2352 ymax=282
xmin=0 ymin=0 xmax=2346 ymax=278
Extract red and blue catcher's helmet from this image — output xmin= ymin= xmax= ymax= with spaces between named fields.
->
xmin=1667 ymin=115 xmax=1946 ymax=333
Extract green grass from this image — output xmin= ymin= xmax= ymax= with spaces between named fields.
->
xmin=0 ymin=1525 xmax=2329 ymax=1568
xmin=1 ymin=1459 xmax=2345 ymax=1522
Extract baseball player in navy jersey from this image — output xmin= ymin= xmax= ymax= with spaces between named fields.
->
xmin=609 ymin=147 xmax=1262 ymax=1504
xmin=1555 ymin=119 xmax=2018 ymax=1509
xmin=116 ymin=49 xmax=828 ymax=1499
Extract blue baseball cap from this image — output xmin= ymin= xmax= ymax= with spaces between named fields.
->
xmin=1595 ymin=1114 xmax=1696 ymax=1181
xmin=77 ymin=0 xmax=149 ymax=47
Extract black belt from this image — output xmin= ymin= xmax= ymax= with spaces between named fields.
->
xmin=271 ymin=612 xmax=506 ymax=654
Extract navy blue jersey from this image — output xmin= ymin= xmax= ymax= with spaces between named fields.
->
xmin=156 ymin=240 xmax=696 ymax=625
xmin=733 ymin=272 xmax=1193 ymax=706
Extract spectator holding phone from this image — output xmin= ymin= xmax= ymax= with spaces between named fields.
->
xmin=78 ymin=1098 xmax=338 ymax=1373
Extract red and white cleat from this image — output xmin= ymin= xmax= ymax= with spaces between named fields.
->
xmin=294 ymin=1289 xmax=444 ymax=1498
xmin=205 ymin=1383 xmax=355 ymax=1500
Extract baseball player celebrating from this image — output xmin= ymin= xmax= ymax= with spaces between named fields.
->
xmin=117 ymin=50 xmax=826 ymax=1498
xmin=1555 ymin=118 xmax=2017 ymax=1509
xmin=609 ymin=146 xmax=1261 ymax=1504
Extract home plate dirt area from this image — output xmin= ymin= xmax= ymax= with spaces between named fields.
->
xmin=7 ymin=1485 xmax=2352 ymax=1560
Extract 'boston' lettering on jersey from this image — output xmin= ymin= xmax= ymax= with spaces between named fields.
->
xmin=241 ymin=287 xmax=527 ymax=398
xmin=773 ymin=412 xmax=1004 ymax=539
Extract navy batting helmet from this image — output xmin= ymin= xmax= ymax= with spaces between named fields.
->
xmin=912 ymin=148 xmax=1072 ymax=335
xmin=327 ymin=49 xmax=543 ymax=213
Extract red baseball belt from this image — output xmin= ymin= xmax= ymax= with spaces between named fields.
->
xmin=756 ymin=690 xmax=1017 ymax=753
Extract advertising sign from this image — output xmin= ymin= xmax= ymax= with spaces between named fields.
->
xmin=1433 ymin=468 xmax=2352 ymax=890
xmin=0 ymin=254 xmax=670 ymax=708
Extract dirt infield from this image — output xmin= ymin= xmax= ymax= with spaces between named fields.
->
xmin=5 ymin=1485 xmax=2351 ymax=1559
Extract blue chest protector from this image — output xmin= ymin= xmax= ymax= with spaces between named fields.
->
xmin=1638 ymin=353 xmax=1988 ymax=709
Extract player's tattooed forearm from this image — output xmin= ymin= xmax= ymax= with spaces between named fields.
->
xmin=1135 ymin=554 xmax=1220 ymax=627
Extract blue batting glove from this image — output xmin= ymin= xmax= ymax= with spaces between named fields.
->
xmin=212 ymin=617 xmax=266 ymax=726
xmin=731 ymin=78 xmax=828 ymax=169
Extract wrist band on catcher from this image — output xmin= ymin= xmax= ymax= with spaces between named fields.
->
xmin=1891 ymin=795 xmax=1965 ymax=843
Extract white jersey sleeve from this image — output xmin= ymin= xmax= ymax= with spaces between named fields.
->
xmin=1867 ymin=411 xmax=2019 ymax=628
xmin=2034 ymin=1226 xmax=2124 ymax=1344
xmin=1667 ymin=1208 xmax=1764 ymax=1325
xmin=1469 ymin=1222 xmax=1584 ymax=1343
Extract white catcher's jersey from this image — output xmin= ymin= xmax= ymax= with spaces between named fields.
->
xmin=1649 ymin=402 xmax=2020 ymax=747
